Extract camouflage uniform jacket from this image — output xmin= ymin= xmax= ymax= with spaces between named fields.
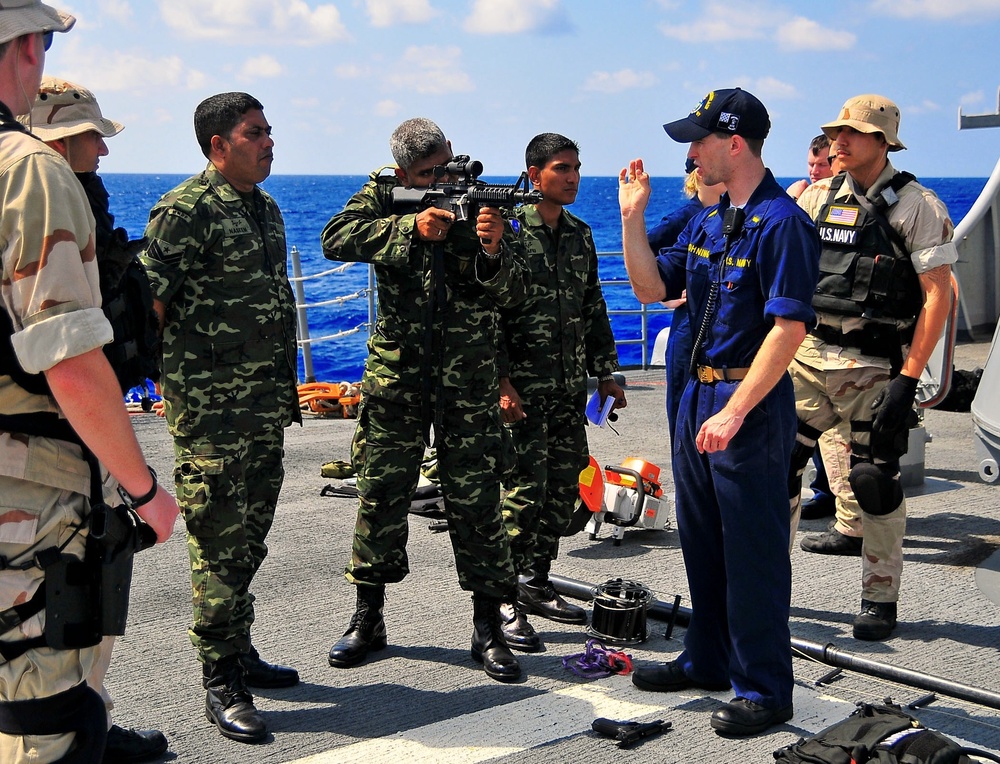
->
xmin=141 ymin=163 xmax=298 ymax=437
xmin=320 ymin=167 xmax=529 ymax=406
xmin=498 ymin=205 xmax=618 ymax=397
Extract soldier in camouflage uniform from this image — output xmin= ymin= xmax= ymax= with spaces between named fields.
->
xmin=497 ymin=134 xmax=625 ymax=652
xmin=0 ymin=6 xmax=178 ymax=762
xmin=141 ymin=92 xmax=300 ymax=743
xmin=787 ymin=95 xmax=957 ymax=641
xmin=321 ymin=117 xmax=529 ymax=683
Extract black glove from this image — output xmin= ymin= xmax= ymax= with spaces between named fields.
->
xmin=870 ymin=373 xmax=919 ymax=461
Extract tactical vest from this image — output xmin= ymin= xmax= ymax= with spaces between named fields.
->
xmin=812 ymin=173 xmax=922 ymax=329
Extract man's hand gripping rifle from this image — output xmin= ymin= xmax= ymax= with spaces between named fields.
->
xmin=391 ymin=155 xmax=542 ymax=221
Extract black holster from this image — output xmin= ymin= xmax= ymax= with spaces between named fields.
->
xmin=44 ymin=503 xmax=147 ymax=650
xmin=0 ymin=682 xmax=108 ymax=764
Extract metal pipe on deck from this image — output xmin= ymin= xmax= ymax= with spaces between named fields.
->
xmin=548 ymin=574 xmax=1000 ymax=711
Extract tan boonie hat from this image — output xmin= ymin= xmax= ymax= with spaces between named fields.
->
xmin=18 ymin=76 xmax=123 ymax=140
xmin=0 ymin=0 xmax=74 ymax=45
xmin=821 ymin=94 xmax=906 ymax=151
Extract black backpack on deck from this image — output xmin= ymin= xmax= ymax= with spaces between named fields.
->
xmin=773 ymin=701 xmax=996 ymax=764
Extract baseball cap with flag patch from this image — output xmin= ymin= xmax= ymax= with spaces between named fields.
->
xmin=663 ymin=87 xmax=770 ymax=143
xmin=0 ymin=0 xmax=74 ymax=46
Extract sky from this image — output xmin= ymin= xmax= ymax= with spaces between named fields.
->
xmin=41 ymin=0 xmax=1000 ymax=179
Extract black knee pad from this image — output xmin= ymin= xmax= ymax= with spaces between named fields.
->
xmin=848 ymin=462 xmax=903 ymax=517
xmin=787 ymin=426 xmax=821 ymax=499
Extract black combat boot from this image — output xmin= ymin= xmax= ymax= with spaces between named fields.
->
xmin=471 ymin=594 xmax=522 ymax=683
xmin=241 ymin=645 xmax=299 ymax=688
xmin=203 ymin=655 xmax=267 ymax=743
xmin=518 ymin=573 xmax=587 ymax=624
xmin=328 ymin=584 xmax=387 ymax=668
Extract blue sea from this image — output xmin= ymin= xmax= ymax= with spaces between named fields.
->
xmin=103 ymin=173 xmax=988 ymax=384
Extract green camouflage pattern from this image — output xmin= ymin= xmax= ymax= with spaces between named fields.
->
xmin=497 ymin=204 xmax=616 ymax=576
xmin=322 ymin=168 xmax=528 ymax=598
xmin=140 ymin=163 xmax=299 ymax=438
xmin=173 ymin=429 xmax=285 ymax=662
xmin=501 ymin=391 xmax=589 ymax=575
xmin=789 ymin=360 xmax=904 ymax=601
xmin=320 ymin=168 xmax=529 ymax=405
xmin=498 ymin=205 xmax=618 ymax=395
xmin=348 ymin=396 xmax=514 ymax=596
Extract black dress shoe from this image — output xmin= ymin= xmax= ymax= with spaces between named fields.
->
xmin=103 ymin=724 xmax=168 ymax=764
xmin=853 ymin=599 xmax=897 ymax=640
xmin=800 ymin=529 xmax=862 ymax=556
xmin=517 ymin=578 xmax=587 ymax=624
xmin=242 ymin=648 xmax=300 ymax=688
xmin=632 ymin=659 xmax=730 ymax=693
xmin=499 ymin=602 xmax=543 ymax=653
xmin=710 ymin=697 xmax=793 ymax=736
xmin=799 ymin=495 xmax=835 ymax=520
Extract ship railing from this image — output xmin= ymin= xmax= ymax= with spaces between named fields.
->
xmin=598 ymin=251 xmax=672 ymax=370
xmin=288 ymin=246 xmax=375 ymax=383
xmin=287 ymin=246 xmax=669 ymax=382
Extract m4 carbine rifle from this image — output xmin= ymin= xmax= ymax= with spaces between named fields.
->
xmin=391 ymin=155 xmax=542 ymax=221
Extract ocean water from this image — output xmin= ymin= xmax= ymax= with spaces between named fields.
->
xmin=103 ymin=173 xmax=989 ymax=383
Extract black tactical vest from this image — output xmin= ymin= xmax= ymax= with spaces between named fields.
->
xmin=812 ymin=173 xmax=922 ymax=328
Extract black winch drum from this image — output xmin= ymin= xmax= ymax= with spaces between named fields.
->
xmin=587 ymin=578 xmax=653 ymax=645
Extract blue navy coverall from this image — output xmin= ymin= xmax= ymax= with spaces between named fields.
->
xmin=648 ymin=197 xmax=703 ymax=439
xmin=656 ymin=170 xmax=819 ymax=710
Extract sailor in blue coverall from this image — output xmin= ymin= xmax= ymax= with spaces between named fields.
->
xmin=619 ymin=88 xmax=820 ymax=736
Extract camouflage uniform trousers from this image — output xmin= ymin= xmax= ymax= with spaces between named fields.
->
xmin=818 ymin=422 xmax=863 ymax=536
xmin=501 ymin=390 xmax=589 ymax=576
xmin=789 ymin=359 xmax=905 ymax=602
xmin=173 ymin=427 xmax=285 ymax=663
xmin=348 ymin=395 xmax=516 ymax=599
xmin=0 ymin=477 xmax=100 ymax=764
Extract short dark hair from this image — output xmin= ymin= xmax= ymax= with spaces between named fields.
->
xmin=194 ymin=92 xmax=264 ymax=158
xmin=525 ymin=132 xmax=579 ymax=171
xmin=808 ymin=134 xmax=831 ymax=156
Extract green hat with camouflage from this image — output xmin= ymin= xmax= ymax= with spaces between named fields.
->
xmin=0 ymin=0 xmax=74 ymax=45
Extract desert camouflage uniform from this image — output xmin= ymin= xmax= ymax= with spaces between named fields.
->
xmin=320 ymin=168 xmax=528 ymax=598
xmin=793 ymin=162 xmax=957 ymax=602
xmin=498 ymin=205 xmax=617 ymax=575
xmin=141 ymin=163 xmax=298 ymax=662
xmin=0 ymin=114 xmax=108 ymax=763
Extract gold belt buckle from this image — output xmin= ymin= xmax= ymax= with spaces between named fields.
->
xmin=697 ymin=366 xmax=713 ymax=384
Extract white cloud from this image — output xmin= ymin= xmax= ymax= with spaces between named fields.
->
xmin=336 ymin=64 xmax=370 ymax=79
xmin=56 ymin=41 xmax=207 ymax=93
xmin=238 ymin=54 xmax=284 ymax=82
xmin=871 ymin=0 xmax=1000 ymax=19
xmin=374 ymin=99 xmax=402 ymax=117
xmin=463 ymin=0 xmax=571 ymax=35
xmin=100 ymin=0 xmax=133 ymax=24
xmin=366 ymin=0 xmax=438 ymax=27
xmin=385 ymin=46 xmax=473 ymax=94
xmin=583 ymin=69 xmax=657 ymax=94
xmin=659 ymin=2 xmax=773 ymax=42
xmin=157 ymin=0 xmax=349 ymax=45
xmin=906 ymin=99 xmax=942 ymax=115
xmin=775 ymin=17 xmax=855 ymax=51
xmin=960 ymin=91 xmax=984 ymax=107
xmin=748 ymin=76 xmax=798 ymax=101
